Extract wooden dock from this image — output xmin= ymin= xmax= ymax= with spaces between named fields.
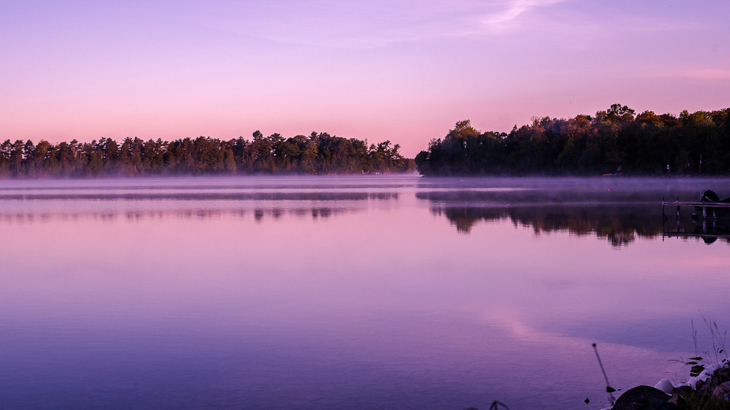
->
xmin=661 ymin=197 xmax=730 ymax=241
xmin=662 ymin=198 xmax=730 ymax=219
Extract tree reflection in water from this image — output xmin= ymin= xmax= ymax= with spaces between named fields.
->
xmin=430 ymin=205 xmax=666 ymax=247
xmin=418 ymin=189 xmax=730 ymax=247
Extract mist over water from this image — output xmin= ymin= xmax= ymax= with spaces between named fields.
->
xmin=1 ymin=176 xmax=729 ymax=409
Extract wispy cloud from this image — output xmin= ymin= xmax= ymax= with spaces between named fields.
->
xmin=481 ymin=0 xmax=566 ymax=30
xmin=199 ymin=0 xmax=569 ymax=49
xmin=195 ymin=0 xmax=707 ymax=50
xmin=677 ymin=69 xmax=730 ymax=80
xmin=639 ymin=68 xmax=730 ymax=80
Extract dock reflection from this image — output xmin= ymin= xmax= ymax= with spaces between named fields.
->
xmin=662 ymin=211 xmax=730 ymax=244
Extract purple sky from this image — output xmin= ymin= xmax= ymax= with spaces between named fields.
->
xmin=2 ymin=0 xmax=729 ymax=156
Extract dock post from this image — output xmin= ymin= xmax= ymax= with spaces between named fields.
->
xmin=676 ymin=198 xmax=681 ymax=232
xmin=703 ymin=207 xmax=707 ymax=219
xmin=676 ymin=198 xmax=680 ymax=221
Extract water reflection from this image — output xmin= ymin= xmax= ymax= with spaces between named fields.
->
xmin=663 ymin=218 xmax=730 ymax=244
xmin=0 ymin=186 xmax=399 ymax=224
xmin=0 ymin=191 xmax=399 ymax=201
xmin=0 ymin=207 xmax=359 ymax=223
xmin=433 ymin=205 xmax=730 ymax=246
xmin=418 ymin=186 xmax=730 ymax=246
xmin=430 ymin=205 xmax=658 ymax=245
xmin=2 ymin=176 xmax=730 ymax=410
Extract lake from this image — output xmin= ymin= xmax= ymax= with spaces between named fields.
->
xmin=1 ymin=176 xmax=729 ymax=409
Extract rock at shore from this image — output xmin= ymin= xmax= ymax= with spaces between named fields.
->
xmin=612 ymin=385 xmax=673 ymax=410
xmin=713 ymin=381 xmax=730 ymax=401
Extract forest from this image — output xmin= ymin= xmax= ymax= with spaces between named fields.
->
xmin=415 ymin=105 xmax=730 ymax=176
xmin=0 ymin=131 xmax=414 ymax=178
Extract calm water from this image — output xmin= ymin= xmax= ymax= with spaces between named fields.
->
xmin=1 ymin=176 xmax=729 ymax=410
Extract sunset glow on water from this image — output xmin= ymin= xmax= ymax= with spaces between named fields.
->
xmin=1 ymin=176 xmax=728 ymax=409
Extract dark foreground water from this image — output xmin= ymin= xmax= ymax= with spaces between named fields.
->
xmin=1 ymin=176 xmax=729 ymax=409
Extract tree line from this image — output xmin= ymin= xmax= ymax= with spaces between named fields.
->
xmin=415 ymin=105 xmax=730 ymax=176
xmin=0 ymin=131 xmax=414 ymax=178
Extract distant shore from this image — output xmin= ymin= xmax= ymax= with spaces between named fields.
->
xmin=0 ymin=133 xmax=415 ymax=178
xmin=415 ymin=105 xmax=730 ymax=177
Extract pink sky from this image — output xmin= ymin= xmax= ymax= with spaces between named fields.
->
xmin=1 ymin=0 xmax=729 ymax=157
